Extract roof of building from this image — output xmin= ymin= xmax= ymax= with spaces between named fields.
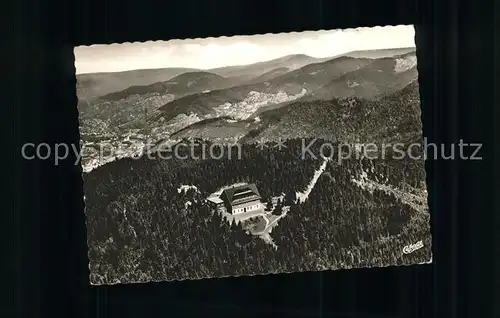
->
xmin=206 ymin=196 xmax=223 ymax=204
xmin=221 ymin=183 xmax=261 ymax=207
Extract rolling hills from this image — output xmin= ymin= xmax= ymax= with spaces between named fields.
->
xmin=310 ymin=51 xmax=418 ymax=100
xmin=246 ymin=67 xmax=291 ymax=84
xmin=76 ymin=54 xmax=330 ymax=101
xmin=76 ymin=49 xmax=416 ymax=102
xmin=339 ymin=47 xmax=416 ymax=59
xmin=208 ymin=54 xmax=331 ymax=79
xmin=76 ymin=54 xmax=334 ymax=134
xmin=153 ymin=55 xmax=374 ymax=123
xmin=77 ymin=48 xmax=422 ymax=171
xmin=152 ymin=52 xmax=417 ymax=130
xmin=79 ymin=71 xmax=237 ymax=136
xmin=100 ymin=71 xmax=235 ymax=101
xmin=252 ymin=78 xmax=422 ymax=144
xmin=76 ymin=67 xmax=198 ymax=101
xmin=171 ymin=79 xmax=421 ymax=145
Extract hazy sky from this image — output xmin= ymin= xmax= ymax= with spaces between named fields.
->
xmin=75 ymin=25 xmax=415 ymax=74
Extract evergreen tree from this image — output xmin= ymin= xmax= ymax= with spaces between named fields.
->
xmin=265 ymin=199 xmax=273 ymax=211
xmin=273 ymin=203 xmax=283 ymax=216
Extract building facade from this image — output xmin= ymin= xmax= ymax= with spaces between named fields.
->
xmin=221 ymin=183 xmax=262 ymax=215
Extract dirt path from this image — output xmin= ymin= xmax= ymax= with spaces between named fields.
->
xmin=351 ymin=171 xmax=428 ymax=214
xmin=296 ymin=157 xmax=330 ymax=203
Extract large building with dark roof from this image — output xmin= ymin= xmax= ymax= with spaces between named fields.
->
xmin=220 ymin=183 xmax=263 ymax=215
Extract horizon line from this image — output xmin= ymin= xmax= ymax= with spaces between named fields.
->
xmin=76 ymin=46 xmax=416 ymax=76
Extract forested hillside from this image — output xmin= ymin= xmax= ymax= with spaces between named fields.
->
xmin=243 ymin=79 xmax=422 ymax=145
xmin=84 ymin=138 xmax=431 ymax=284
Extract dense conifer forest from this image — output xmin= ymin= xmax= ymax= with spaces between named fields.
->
xmin=84 ymin=138 xmax=431 ymax=284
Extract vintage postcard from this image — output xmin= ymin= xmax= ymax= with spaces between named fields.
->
xmin=76 ymin=24 xmax=432 ymax=285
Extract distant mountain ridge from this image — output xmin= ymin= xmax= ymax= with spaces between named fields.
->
xmin=76 ymin=54 xmax=332 ymax=101
xmin=76 ymin=49 xmax=415 ymax=102
xmin=338 ymin=47 xmax=416 ymax=59
xmin=246 ymin=67 xmax=291 ymax=84
xmin=100 ymin=71 xmax=234 ymax=101
xmin=76 ymin=67 xmax=198 ymax=101
xmin=153 ymin=55 xmax=374 ymax=123
xmin=311 ymin=51 xmax=418 ymax=100
xmin=208 ymin=54 xmax=331 ymax=79
xmin=150 ymin=52 xmax=417 ymax=125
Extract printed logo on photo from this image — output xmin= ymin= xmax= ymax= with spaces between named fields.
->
xmin=403 ymin=240 xmax=424 ymax=255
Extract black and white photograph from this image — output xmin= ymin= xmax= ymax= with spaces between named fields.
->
xmin=76 ymin=24 xmax=432 ymax=285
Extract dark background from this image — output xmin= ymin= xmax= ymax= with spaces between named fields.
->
xmin=10 ymin=0 xmax=497 ymax=317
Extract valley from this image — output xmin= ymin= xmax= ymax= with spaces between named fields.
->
xmin=77 ymin=49 xmax=420 ymax=171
